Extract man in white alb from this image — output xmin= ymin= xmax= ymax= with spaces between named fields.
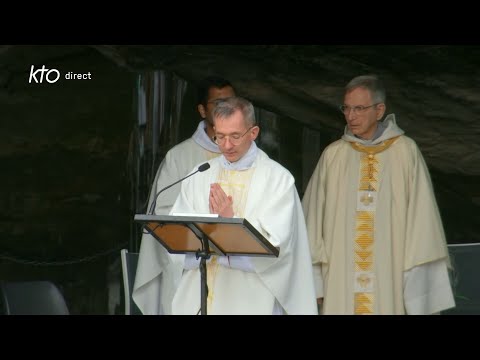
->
xmin=165 ymin=96 xmax=317 ymax=315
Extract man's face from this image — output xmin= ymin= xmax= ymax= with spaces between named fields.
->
xmin=214 ymin=110 xmax=258 ymax=163
xmin=200 ymin=86 xmax=236 ymax=126
xmin=343 ymin=87 xmax=385 ymax=140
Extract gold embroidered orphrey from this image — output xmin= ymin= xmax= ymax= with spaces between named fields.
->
xmin=349 ymin=136 xmax=400 ymax=314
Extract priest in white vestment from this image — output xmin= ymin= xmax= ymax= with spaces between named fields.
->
xmin=302 ymin=74 xmax=455 ymax=315
xmin=132 ymin=76 xmax=235 ymax=315
xmin=164 ymin=96 xmax=317 ymax=315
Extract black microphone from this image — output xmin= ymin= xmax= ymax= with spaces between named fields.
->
xmin=148 ymin=162 xmax=211 ymax=214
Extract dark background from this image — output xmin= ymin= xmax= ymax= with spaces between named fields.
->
xmin=1 ymin=45 xmax=478 ymax=314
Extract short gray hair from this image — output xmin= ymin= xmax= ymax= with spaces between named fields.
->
xmin=212 ymin=96 xmax=256 ymax=127
xmin=345 ymin=74 xmax=386 ymax=104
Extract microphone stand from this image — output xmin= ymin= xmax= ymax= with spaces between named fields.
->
xmin=196 ymin=233 xmax=211 ymax=315
xmin=144 ymin=162 xmax=211 ymax=313
xmin=148 ymin=163 xmax=210 ymax=215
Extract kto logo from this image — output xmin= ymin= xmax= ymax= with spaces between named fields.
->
xmin=29 ymin=65 xmax=60 ymax=84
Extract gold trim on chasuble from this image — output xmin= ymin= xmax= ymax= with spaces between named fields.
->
xmin=349 ymin=137 xmax=399 ymax=314
xmin=206 ymin=167 xmax=255 ymax=311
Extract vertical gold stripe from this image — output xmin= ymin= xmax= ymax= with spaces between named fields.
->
xmin=206 ymin=256 xmax=220 ymax=312
xmin=206 ymin=167 xmax=255 ymax=312
xmin=350 ymin=139 xmax=395 ymax=314
xmin=354 ymin=153 xmax=377 ymax=314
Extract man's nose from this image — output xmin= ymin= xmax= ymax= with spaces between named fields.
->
xmin=223 ymin=137 xmax=235 ymax=148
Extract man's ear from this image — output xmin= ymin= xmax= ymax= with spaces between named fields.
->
xmin=251 ymin=126 xmax=260 ymax=141
xmin=198 ymin=104 xmax=206 ymax=119
xmin=376 ymin=103 xmax=386 ymax=120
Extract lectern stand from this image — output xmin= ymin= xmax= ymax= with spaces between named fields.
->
xmin=134 ymin=214 xmax=279 ymax=315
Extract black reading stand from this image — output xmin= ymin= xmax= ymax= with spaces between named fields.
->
xmin=134 ymin=214 xmax=279 ymax=315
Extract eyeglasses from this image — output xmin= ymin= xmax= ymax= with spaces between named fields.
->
xmin=339 ymin=103 xmax=379 ymax=115
xmin=213 ymin=126 xmax=255 ymax=145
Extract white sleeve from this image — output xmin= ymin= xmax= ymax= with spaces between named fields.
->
xmin=313 ymin=264 xmax=324 ymax=298
xmin=183 ymin=253 xmax=201 ymax=270
xmin=217 ymin=256 xmax=255 ymax=272
xmin=403 ymin=258 xmax=455 ymax=314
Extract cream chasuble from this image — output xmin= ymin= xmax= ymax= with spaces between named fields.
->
xmin=172 ymin=167 xmax=277 ymax=315
xmin=169 ymin=147 xmax=318 ymax=315
xmin=302 ymin=114 xmax=454 ymax=315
